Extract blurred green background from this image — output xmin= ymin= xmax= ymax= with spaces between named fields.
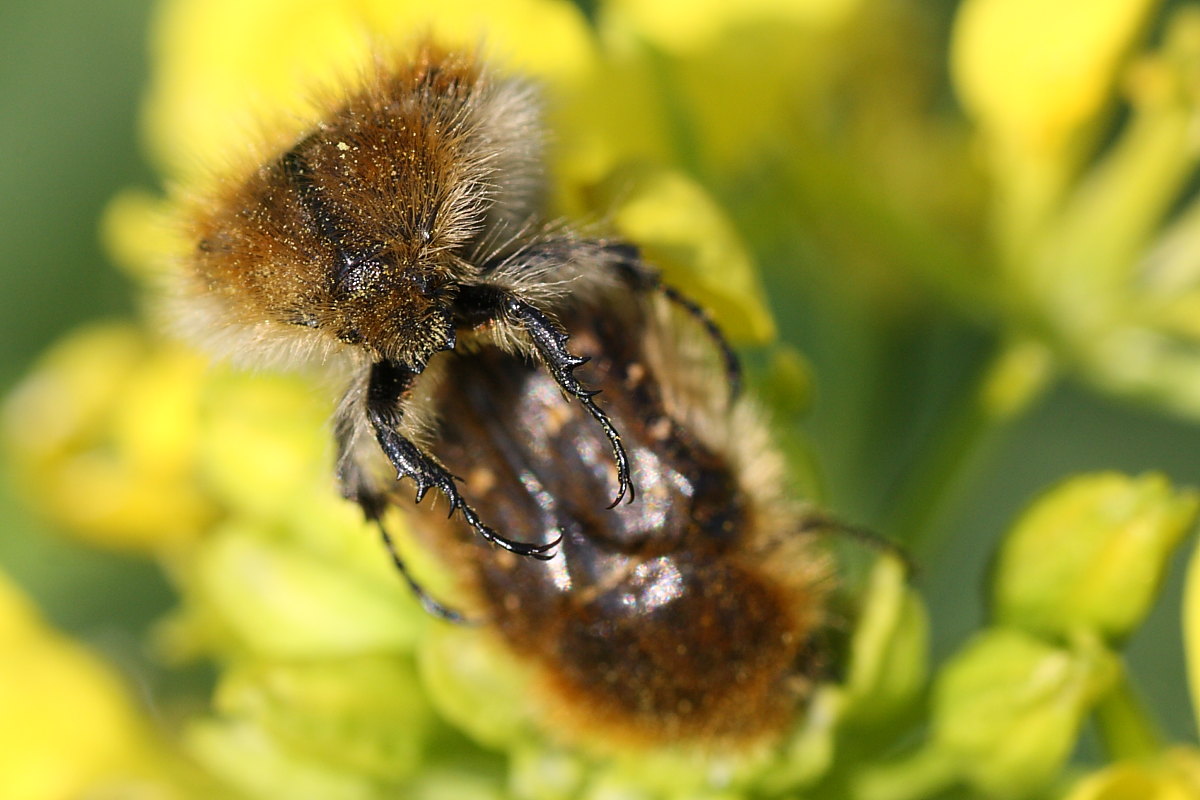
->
xmin=2 ymin=0 xmax=1198 ymax=758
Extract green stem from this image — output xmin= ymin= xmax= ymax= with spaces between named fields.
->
xmin=1094 ymin=666 xmax=1164 ymax=761
xmin=887 ymin=338 xmax=1057 ymax=558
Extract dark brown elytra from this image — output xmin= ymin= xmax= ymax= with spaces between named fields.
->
xmin=404 ymin=288 xmax=832 ymax=745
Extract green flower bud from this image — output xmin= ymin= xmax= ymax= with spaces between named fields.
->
xmin=756 ymin=686 xmax=844 ymax=794
xmin=196 ymin=371 xmax=333 ymax=523
xmin=761 ymin=558 xmax=927 ymax=795
xmin=578 ymin=763 xmax=742 ymax=800
xmin=932 ymin=628 xmax=1118 ymax=798
xmin=406 ymin=769 xmax=507 ymax=800
xmin=417 ymin=625 xmax=537 ymax=751
xmin=214 ymin=656 xmax=433 ymax=781
xmin=194 ymin=523 xmax=424 ymax=657
xmin=759 ymin=346 xmax=816 ymax=418
xmin=186 ymin=717 xmax=377 ymax=800
xmin=993 ymin=472 xmax=1198 ymax=640
xmin=509 ymin=747 xmax=587 ymax=800
xmin=842 ymin=555 xmax=930 ymax=726
xmin=618 ymin=764 xmax=746 ymax=800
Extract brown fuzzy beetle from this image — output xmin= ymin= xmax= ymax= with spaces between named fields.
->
xmin=182 ymin=40 xmax=737 ymax=606
xmin=180 ymin=39 xmax=836 ymax=744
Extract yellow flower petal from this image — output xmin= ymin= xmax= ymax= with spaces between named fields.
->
xmin=952 ymin=0 xmax=1159 ymax=259
xmin=603 ymin=0 xmax=862 ymax=52
xmin=101 ymin=188 xmax=186 ymax=283
xmin=3 ymin=324 xmax=215 ymax=551
xmin=1065 ymin=749 xmax=1200 ymax=800
xmin=601 ymin=163 xmax=776 ymax=343
xmin=952 ymin=0 xmax=1156 ymax=157
xmin=0 ymin=571 xmax=182 ymax=800
xmin=145 ymin=0 xmax=596 ymax=183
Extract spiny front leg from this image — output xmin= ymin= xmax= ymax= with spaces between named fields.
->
xmin=366 ymin=359 xmax=559 ymax=559
xmin=457 ymin=284 xmax=633 ymax=507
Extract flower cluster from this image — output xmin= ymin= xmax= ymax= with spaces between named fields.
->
xmin=6 ymin=0 xmax=1200 ymax=798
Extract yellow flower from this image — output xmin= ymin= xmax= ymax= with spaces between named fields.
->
xmin=949 ymin=1 xmax=1200 ymax=420
xmin=952 ymin=0 xmax=1158 ymax=258
xmin=3 ymin=323 xmax=214 ymax=552
xmin=953 ymin=0 xmax=1156 ymax=162
xmin=143 ymin=0 xmax=599 ymax=184
xmin=604 ymin=0 xmax=861 ymax=54
xmin=1064 ymin=749 xmax=1200 ymax=800
xmin=0 ymin=571 xmax=193 ymax=800
xmin=598 ymin=163 xmax=776 ymax=341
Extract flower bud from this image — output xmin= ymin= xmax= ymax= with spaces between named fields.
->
xmin=842 ymin=555 xmax=929 ymax=726
xmin=213 ymin=656 xmax=433 ymax=780
xmin=193 ymin=523 xmax=424 ymax=658
xmin=993 ymin=472 xmax=1198 ymax=640
xmin=932 ymin=628 xmax=1118 ymax=798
